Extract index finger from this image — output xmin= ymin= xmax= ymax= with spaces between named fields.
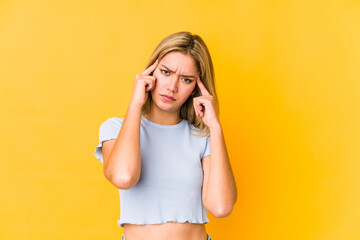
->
xmin=141 ymin=59 xmax=159 ymax=76
xmin=196 ymin=77 xmax=210 ymax=96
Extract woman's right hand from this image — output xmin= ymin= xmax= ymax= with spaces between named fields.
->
xmin=129 ymin=59 xmax=159 ymax=107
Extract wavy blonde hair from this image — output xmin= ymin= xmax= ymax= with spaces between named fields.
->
xmin=142 ymin=31 xmax=219 ymax=138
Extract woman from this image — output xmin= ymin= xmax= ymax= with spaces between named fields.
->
xmin=94 ymin=31 xmax=237 ymax=240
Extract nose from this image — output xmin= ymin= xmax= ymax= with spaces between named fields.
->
xmin=166 ymin=75 xmax=178 ymax=93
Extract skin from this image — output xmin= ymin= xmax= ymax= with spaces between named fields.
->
xmin=121 ymin=51 xmax=237 ymax=240
xmin=143 ymin=51 xmax=199 ymax=125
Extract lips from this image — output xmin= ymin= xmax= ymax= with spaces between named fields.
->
xmin=160 ymin=94 xmax=176 ymax=101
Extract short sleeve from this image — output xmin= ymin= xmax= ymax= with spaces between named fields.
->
xmin=94 ymin=117 xmax=124 ymax=164
xmin=201 ymin=135 xmax=210 ymax=159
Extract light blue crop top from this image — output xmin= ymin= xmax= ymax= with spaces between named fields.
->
xmin=94 ymin=115 xmax=210 ymax=228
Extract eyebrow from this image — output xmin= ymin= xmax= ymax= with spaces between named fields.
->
xmin=160 ymin=64 xmax=198 ymax=78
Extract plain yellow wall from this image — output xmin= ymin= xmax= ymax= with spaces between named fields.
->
xmin=1 ymin=0 xmax=359 ymax=239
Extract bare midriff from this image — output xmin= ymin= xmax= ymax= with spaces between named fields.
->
xmin=123 ymin=221 xmax=208 ymax=240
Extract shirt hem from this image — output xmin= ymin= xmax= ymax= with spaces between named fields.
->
xmin=117 ymin=219 xmax=210 ymax=228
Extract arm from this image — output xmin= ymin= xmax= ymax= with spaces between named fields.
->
xmin=102 ymin=59 xmax=159 ymax=189
xmin=202 ymin=123 xmax=237 ymax=218
xmin=193 ymin=76 xmax=237 ymax=217
xmin=103 ymin=103 xmax=142 ymax=189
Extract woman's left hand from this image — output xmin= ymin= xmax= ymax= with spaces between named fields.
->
xmin=193 ymin=77 xmax=220 ymax=129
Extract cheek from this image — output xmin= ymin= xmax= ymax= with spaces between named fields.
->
xmin=181 ymin=86 xmax=195 ymax=99
xmin=153 ymin=75 xmax=166 ymax=89
xmin=188 ymin=84 xmax=196 ymax=94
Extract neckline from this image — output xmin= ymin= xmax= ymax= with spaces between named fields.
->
xmin=141 ymin=115 xmax=186 ymax=129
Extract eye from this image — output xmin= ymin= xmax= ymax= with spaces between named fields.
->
xmin=183 ymin=78 xmax=192 ymax=83
xmin=161 ymin=69 xmax=193 ymax=83
xmin=161 ymin=70 xmax=170 ymax=75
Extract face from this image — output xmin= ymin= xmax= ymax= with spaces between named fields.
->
xmin=151 ymin=51 xmax=200 ymax=113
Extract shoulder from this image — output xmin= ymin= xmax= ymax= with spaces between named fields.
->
xmin=187 ymin=122 xmax=210 ymax=142
xmin=98 ymin=117 xmax=125 ymax=137
xmin=100 ymin=116 xmax=124 ymax=128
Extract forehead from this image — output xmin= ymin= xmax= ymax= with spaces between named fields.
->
xmin=160 ymin=51 xmax=199 ymax=74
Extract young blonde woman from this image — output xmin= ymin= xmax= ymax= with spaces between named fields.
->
xmin=94 ymin=31 xmax=237 ymax=240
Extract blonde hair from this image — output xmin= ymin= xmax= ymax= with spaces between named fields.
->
xmin=142 ymin=31 xmax=219 ymax=138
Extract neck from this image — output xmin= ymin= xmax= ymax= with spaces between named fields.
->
xmin=144 ymin=102 xmax=182 ymax=125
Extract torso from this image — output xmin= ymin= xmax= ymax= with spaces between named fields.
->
xmin=123 ymin=222 xmax=208 ymax=240
xmin=121 ymin=117 xmax=209 ymax=240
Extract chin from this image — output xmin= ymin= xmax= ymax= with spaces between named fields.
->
xmin=153 ymin=97 xmax=180 ymax=113
xmin=157 ymin=103 xmax=179 ymax=113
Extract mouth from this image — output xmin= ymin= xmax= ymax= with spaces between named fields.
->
xmin=160 ymin=94 xmax=176 ymax=101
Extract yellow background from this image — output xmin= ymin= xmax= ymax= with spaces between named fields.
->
xmin=1 ymin=0 xmax=359 ymax=239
